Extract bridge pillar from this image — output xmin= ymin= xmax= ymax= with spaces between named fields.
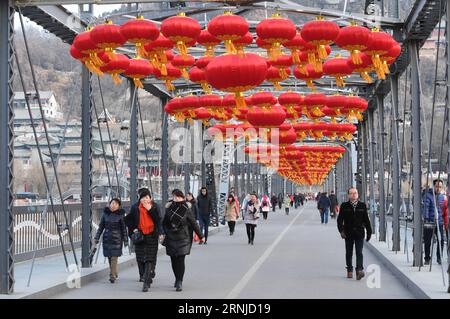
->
xmin=367 ymin=109 xmax=377 ymax=235
xmin=0 ymin=0 xmax=14 ymax=294
xmin=161 ymin=97 xmax=169 ymax=206
xmin=377 ymin=94 xmax=386 ymax=241
xmin=409 ymin=41 xmax=423 ymax=266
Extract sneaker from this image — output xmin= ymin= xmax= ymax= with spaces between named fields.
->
xmin=356 ymin=271 xmax=365 ymax=280
xmin=347 ymin=272 xmax=353 ymax=279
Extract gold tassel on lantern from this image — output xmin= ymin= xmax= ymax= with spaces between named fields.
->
xmin=317 ymin=45 xmax=329 ymax=60
xmin=133 ymin=78 xmax=144 ymax=89
xmin=360 ymin=72 xmax=373 ymax=83
xmin=306 ymin=80 xmax=316 ymax=90
xmin=280 ymin=68 xmax=288 ymax=79
xmin=205 ymin=45 xmax=214 ymax=57
xmin=201 ymin=82 xmax=212 ymax=94
xmin=85 ymin=61 xmax=103 ymax=75
xmin=165 ymin=80 xmax=175 ymax=91
xmin=181 ymin=68 xmax=189 ymax=80
xmin=382 ymin=61 xmax=390 ymax=74
xmin=224 ymin=40 xmax=237 ymax=54
xmin=272 ymin=81 xmax=283 ymax=91
xmin=176 ymin=41 xmax=188 ymax=57
xmin=111 ymin=73 xmax=122 ymax=85
xmin=292 ymin=50 xmax=300 ymax=64
xmin=234 ymin=92 xmax=246 ymax=108
xmin=335 ymin=76 xmax=345 ymax=87
xmin=375 ymin=68 xmax=386 ymax=80
xmin=351 ymin=50 xmax=362 ymax=65
xmin=160 ymin=63 xmax=168 ymax=76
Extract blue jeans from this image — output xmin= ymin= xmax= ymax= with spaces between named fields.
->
xmin=345 ymin=238 xmax=364 ymax=272
xmin=320 ymin=208 xmax=329 ymax=224
xmin=198 ymin=215 xmax=210 ymax=241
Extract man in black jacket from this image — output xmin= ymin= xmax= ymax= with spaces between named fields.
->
xmin=337 ymin=187 xmax=372 ymax=280
xmin=197 ymin=186 xmax=213 ymax=244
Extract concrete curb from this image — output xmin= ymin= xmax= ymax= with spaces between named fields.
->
xmin=365 ymin=242 xmax=430 ymax=299
xmin=22 ymin=224 xmax=228 ymax=299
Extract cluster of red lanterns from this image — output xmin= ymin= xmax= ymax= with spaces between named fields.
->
xmin=244 ymin=144 xmax=346 ymax=185
xmin=69 ymin=11 xmax=401 ymax=186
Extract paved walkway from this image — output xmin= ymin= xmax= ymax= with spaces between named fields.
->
xmin=52 ymin=202 xmax=414 ymax=299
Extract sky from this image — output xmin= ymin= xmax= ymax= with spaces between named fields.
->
xmin=63 ymin=4 xmax=121 ymax=17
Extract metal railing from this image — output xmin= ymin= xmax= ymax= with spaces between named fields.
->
xmin=13 ymin=201 xmax=130 ymax=262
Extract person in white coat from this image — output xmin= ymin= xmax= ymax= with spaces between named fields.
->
xmin=243 ymin=193 xmax=260 ymax=245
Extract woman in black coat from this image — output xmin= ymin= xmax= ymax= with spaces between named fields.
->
xmin=124 ymin=189 xmax=163 ymax=292
xmin=163 ymin=189 xmax=204 ymax=292
xmin=94 ymin=198 xmax=128 ymax=283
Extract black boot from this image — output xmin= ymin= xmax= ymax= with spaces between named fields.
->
xmin=142 ymin=262 xmax=152 ymax=292
xmin=175 ymin=280 xmax=183 ymax=292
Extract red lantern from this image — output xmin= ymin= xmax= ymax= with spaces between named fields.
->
xmin=188 ymin=67 xmax=211 ymax=93
xmin=90 ymin=21 xmax=126 ymax=59
xmin=161 ymin=12 xmax=201 ymax=57
xmin=381 ymin=41 xmax=401 ymax=74
xmin=247 ymin=106 xmax=286 ymax=128
xmin=199 ymin=94 xmax=223 ymax=118
xmin=171 ymin=54 xmax=195 ymax=79
xmin=205 ymin=53 xmax=268 ymax=107
xmin=144 ymin=34 xmax=174 ymax=76
xmin=232 ymin=32 xmax=253 ymax=55
xmin=256 ymin=14 xmax=296 ymax=60
xmin=347 ymin=52 xmax=374 ymax=83
xmin=123 ymin=58 xmax=153 ymax=88
xmin=120 ymin=16 xmax=160 ymax=56
xmin=250 ymin=92 xmax=277 ymax=110
xmin=99 ymin=53 xmax=130 ymax=84
xmin=323 ymin=55 xmax=354 ymax=87
xmin=197 ymin=29 xmax=221 ymax=57
xmin=193 ymin=107 xmax=212 ymax=126
xmin=278 ymin=92 xmax=303 ymax=118
xmin=335 ymin=23 xmax=371 ymax=65
xmin=283 ymin=33 xmax=304 ymax=64
xmin=270 ymin=55 xmax=293 ymax=79
xmin=268 ymin=123 xmax=297 ymax=145
xmin=300 ymin=17 xmax=339 ymax=59
xmin=303 ymin=93 xmax=327 ymax=118
xmin=207 ymin=11 xmax=249 ymax=54
xmin=266 ymin=66 xmax=290 ymax=90
xmin=70 ymin=43 xmax=103 ymax=75
xmin=72 ymin=30 xmax=106 ymax=71
xmin=294 ymin=64 xmax=323 ymax=89
xmin=364 ymin=28 xmax=394 ymax=79
xmin=196 ymin=56 xmax=214 ymax=70
xmin=153 ymin=62 xmax=182 ymax=91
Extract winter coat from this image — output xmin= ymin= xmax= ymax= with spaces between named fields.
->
xmin=283 ymin=196 xmax=291 ymax=207
xmin=260 ymin=196 xmax=272 ymax=212
xmin=197 ymin=194 xmax=213 ymax=217
xmin=318 ymin=195 xmax=331 ymax=210
xmin=163 ymin=200 xmax=203 ymax=257
xmin=271 ymin=195 xmax=278 ymax=205
xmin=243 ymin=199 xmax=260 ymax=225
xmin=188 ymin=198 xmax=199 ymax=220
xmin=337 ymin=201 xmax=372 ymax=240
xmin=329 ymin=194 xmax=339 ymax=211
xmin=124 ymin=201 xmax=162 ymax=263
xmin=225 ymin=201 xmax=239 ymax=222
xmin=95 ymin=208 xmax=127 ymax=258
xmin=422 ymin=189 xmax=445 ymax=226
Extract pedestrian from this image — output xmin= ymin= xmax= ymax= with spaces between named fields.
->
xmin=229 ymin=188 xmax=240 ymax=213
xmin=329 ymin=191 xmax=339 ymax=218
xmin=186 ymin=192 xmax=198 ymax=220
xmin=299 ymin=193 xmax=304 ymax=206
xmin=241 ymin=194 xmax=251 ymax=219
xmin=277 ymin=193 xmax=283 ymax=209
xmin=318 ymin=192 xmax=331 ymax=224
xmin=284 ymin=194 xmax=291 ymax=215
xmin=243 ymin=193 xmax=260 ymax=245
xmin=422 ymin=179 xmax=447 ymax=265
xmin=260 ymin=194 xmax=271 ymax=220
xmin=289 ymin=194 xmax=294 ymax=207
xmin=196 ymin=186 xmax=213 ymax=245
xmin=163 ymin=189 xmax=205 ymax=291
xmin=225 ymin=194 xmax=239 ymax=235
xmin=337 ymin=187 xmax=372 ymax=280
xmin=124 ymin=189 xmax=163 ymax=292
xmin=94 ymin=198 xmax=128 ymax=284
xmin=271 ymin=193 xmax=278 ymax=212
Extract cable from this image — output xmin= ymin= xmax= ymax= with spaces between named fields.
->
xmin=18 ymin=10 xmax=78 ymax=267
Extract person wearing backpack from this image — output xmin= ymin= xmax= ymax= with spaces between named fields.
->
xmin=163 ymin=189 xmax=205 ymax=292
xmin=260 ymin=194 xmax=272 ymax=220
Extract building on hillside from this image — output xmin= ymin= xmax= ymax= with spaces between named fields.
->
xmin=14 ymin=91 xmax=63 ymax=121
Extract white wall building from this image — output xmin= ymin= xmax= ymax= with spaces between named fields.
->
xmin=14 ymin=91 xmax=63 ymax=121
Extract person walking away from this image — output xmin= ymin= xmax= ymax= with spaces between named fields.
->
xmin=329 ymin=191 xmax=339 ymax=218
xmin=260 ymin=194 xmax=271 ymax=220
xmin=197 ymin=186 xmax=213 ymax=245
xmin=318 ymin=192 xmax=331 ymax=224
xmin=163 ymin=189 xmax=205 ymax=291
xmin=271 ymin=193 xmax=278 ymax=212
xmin=278 ymin=193 xmax=283 ymax=209
xmin=299 ymin=193 xmax=304 ymax=206
xmin=284 ymin=194 xmax=291 ymax=215
xmin=225 ymin=194 xmax=239 ymax=235
xmin=124 ymin=189 xmax=163 ymax=292
xmin=422 ymin=179 xmax=446 ymax=265
xmin=95 ymin=198 xmax=128 ymax=283
xmin=337 ymin=187 xmax=372 ymax=280
xmin=243 ymin=193 xmax=260 ymax=245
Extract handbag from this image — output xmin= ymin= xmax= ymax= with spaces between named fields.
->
xmin=131 ymin=230 xmax=144 ymax=244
